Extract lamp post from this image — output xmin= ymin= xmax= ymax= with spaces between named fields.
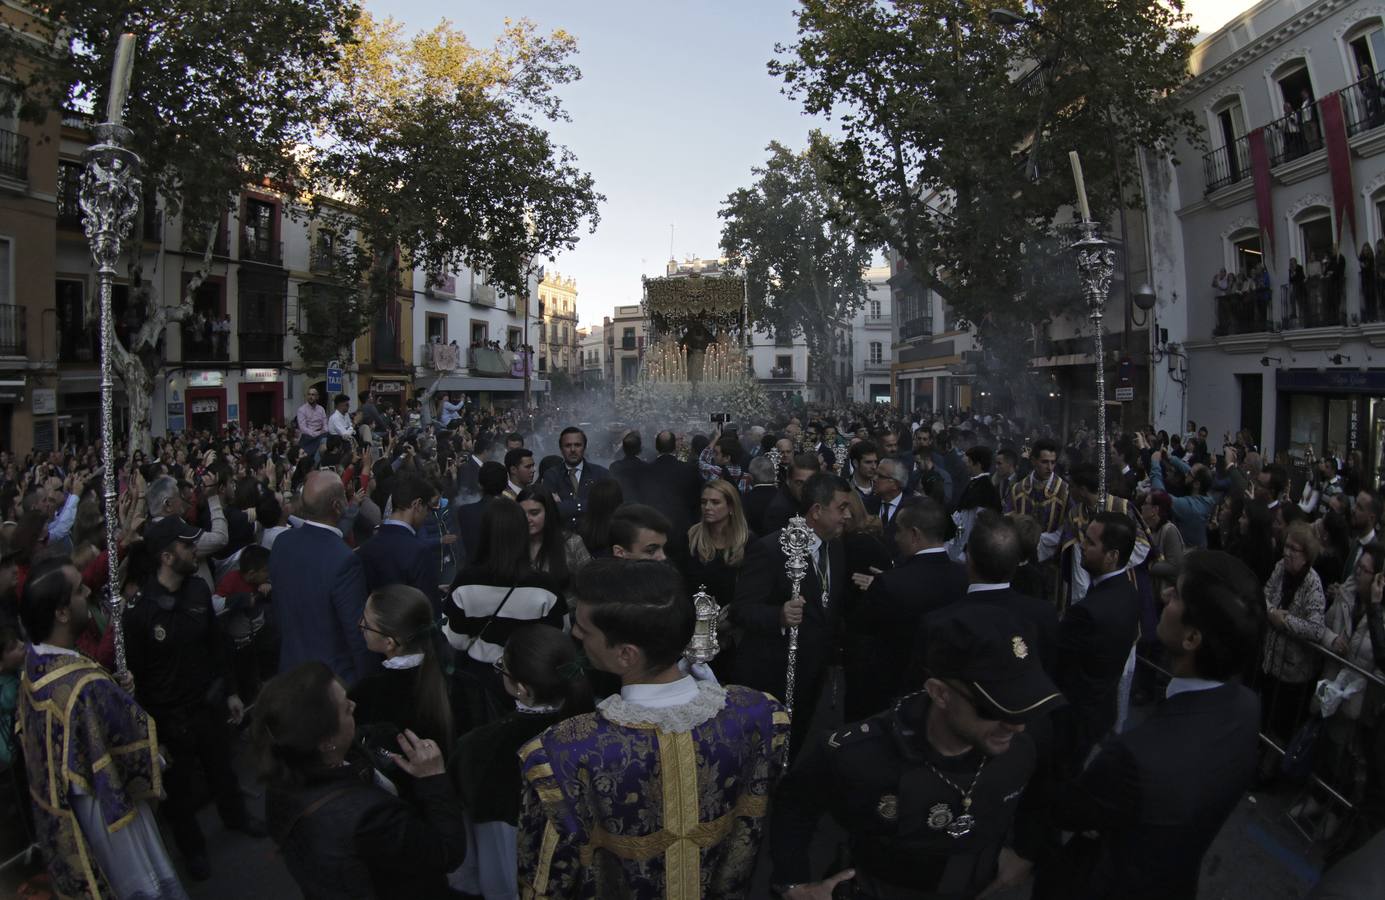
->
xmin=78 ymin=34 xmax=141 ymax=674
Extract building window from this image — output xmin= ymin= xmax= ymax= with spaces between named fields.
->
xmin=869 ymin=299 xmax=881 ymax=318
xmin=1229 ymin=231 xmax=1262 ymax=278
xmin=1298 ymin=213 xmax=1334 ymax=268
xmin=1348 ymin=21 xmax=1385 ymax=76
xmin=426 ymin=313 xmax=446 ymax=344
xmin=775 ymin=355 xmax=793 ymax=377
xmin=471 ymin=322 xmax=487 ymax=345
xmin=508 ymin=327 xmax=521 ymax=350
xmin=869 ymin=341 xmax=883 ymax=364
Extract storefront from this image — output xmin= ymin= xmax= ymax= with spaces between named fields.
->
xmin=370 ymin=378 xmax=409 ymax=413
xmin=238 ymin=368 xmax=284 ymax=428
xmin=182 ymin=370 xmax=227 ymax=434
xmin=1275 ymin=369 xmax=1375 ymax=473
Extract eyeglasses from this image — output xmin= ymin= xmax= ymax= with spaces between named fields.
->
xmin=357 ymin=615 xmax=391 ymax=639
xmin=1284 ymin=545 xmax=1307 ymax=557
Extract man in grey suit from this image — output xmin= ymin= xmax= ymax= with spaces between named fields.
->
xmin=269 ymin=471 xmax=377 ymax=684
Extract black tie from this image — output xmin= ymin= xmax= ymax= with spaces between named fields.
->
xmin=881 ymin=502 xmax=891 ymax=526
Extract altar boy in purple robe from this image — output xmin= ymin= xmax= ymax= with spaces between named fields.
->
xmin=18 ymin=557 xmax=187 ymax=900
xmin=518 ymin=558 xmax=789 ymax=899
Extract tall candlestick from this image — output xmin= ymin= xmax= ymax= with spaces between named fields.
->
xmin=105 ymin=33 xmax=137 ymax=126
xmin=1068 ymin=150 xmax=1091 ymax=223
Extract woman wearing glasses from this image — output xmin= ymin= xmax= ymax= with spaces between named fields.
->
xmin=1261 ymin=521 xmax=1327 ymax=759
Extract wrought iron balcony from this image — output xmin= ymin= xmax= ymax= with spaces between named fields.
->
xmin=0 ymin=129 xmax=28 ymax=182
xmin=1266 ymin=99 xmax=1325 ymax=167
xmin=900 ymin=317 xmax=933 ymax=340
xmin=1343 ymin=69 xmax=1385 ymax=138
xmin=1202 ymin=136 xmax=1250 ymax=194
xmin=238 ymin=331 xmax=285 ymax=363
xmin=240 ymin=230 xmax=282 ymax=265
xmin=0 ymin=304 xmax=26 ymax=356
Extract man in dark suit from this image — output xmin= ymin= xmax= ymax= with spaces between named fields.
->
xmin=742 ymin=456 xmax=779 ymax=535
xmin=455 ymin=460 xmax=507 ymax=565
xmin=732 ymin=472 xmax=851 ymax=757
xmin=847 ymin=440 xmax=881 ymax=515
xmin=850 ymin=497 xmax=966 ymax=717
xmin=1043 ymin=550 xmax=1263 ymax=900
xmin=763 ymin=453 xmax=821 ymax=533
xmin=1054 ymin=511 xmax=1142 ymax=771
xmin=358 ymin=473 xmax=441 ymax=609
xmin=540 ymin=426 xmax=610 ymax=529
xmin=640 ymin=430 xmax=703 ymax=554
xmin=873 ymin=458 xmax=913 ymax=554
xmin=913 ymin=509 xmax=1059 ymax=682
xmin=269 ymin=470 xmax=377 ymax=685
xmin=608 ymin=430 xmax=647 ymax=504
xmin=455 ymin=432 xmax=493 ymax=500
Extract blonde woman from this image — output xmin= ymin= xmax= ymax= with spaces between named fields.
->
xmin=685 ymin=479 xmax=751 ymax=609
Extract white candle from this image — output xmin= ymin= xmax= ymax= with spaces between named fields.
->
xmin=105 ymin=33 xmax=137 ymax=126
xmin=1068 ymin=150 xmax=1091 ymax=223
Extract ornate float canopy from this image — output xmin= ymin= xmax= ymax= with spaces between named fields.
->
xmin=642 ymin=272 xmax=745 ymax=333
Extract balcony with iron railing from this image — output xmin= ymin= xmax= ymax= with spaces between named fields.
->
xmin=1266 ymin=98 xmax=1325 ymax=167
xmin=1212 ymin=288 xmax=1271 ymax=336
xmin=310 ymin=243 xmax=348 ymax=274
xmin=900 ymin=317 xmax=934 ymax=341
xmin=240 ymin=230 xmax=283 ymax=265
xmin=0 ymin=128 xmax=29 ymax=183
xmin=1342 ymin=69 xmax=1385 ymax=138
xmin=1279 ymin=279 xmax=1342 ymax=331
xmin=621 ymin=336 xmax=636 ymax=350
xmin=0 ymin=304 xmax=26 ymax=356
xmin=1202 ymin=136 xmax=1251 ymax=195
xmin=864 ymin=313 xmax=892 ymax=329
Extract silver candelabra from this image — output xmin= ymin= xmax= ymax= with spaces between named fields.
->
xmin=779 ymin=515 xmax=813 ymax=754
xmin=1071 ymin=219 xmax=1115 ymax=504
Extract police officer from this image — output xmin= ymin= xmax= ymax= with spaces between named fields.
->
xmin=124 ymin=516 xmax=264 ymax=880
xmin=769 ymin=603 xmax=1065 ymax=899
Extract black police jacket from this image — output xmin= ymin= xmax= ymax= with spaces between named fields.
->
xmin=124 ymin=576 xmax=237 ymax=716
xmin=770 ymin=693 xmax=1036 ymax=898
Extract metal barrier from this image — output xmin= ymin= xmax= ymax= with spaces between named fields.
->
xmin=1137 ymin=629 xmax=1385 ymax=847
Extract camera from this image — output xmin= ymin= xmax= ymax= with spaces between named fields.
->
xmin=710 ymin=412 xmax=728 ymax=425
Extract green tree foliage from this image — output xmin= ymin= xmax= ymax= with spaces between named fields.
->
xmin=305 ymin=13 xmax=603 ymax=367
xmin=771 ymin=0 xmax=1196 ymax=348
xmin=720 ymin=135 xmax=873 ymax=403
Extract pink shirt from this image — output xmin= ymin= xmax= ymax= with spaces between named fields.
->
xmin=296 ymin=401 xmax=327 ymax=437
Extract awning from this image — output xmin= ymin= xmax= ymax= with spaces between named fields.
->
xmin=432 ymin=375 xmax=548 ymax=393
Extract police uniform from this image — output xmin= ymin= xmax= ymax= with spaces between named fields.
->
xmin=769 ymin=605 xmax=1065 ymax=899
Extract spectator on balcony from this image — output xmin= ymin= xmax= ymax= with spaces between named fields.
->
xmin=1362 ymin=62 xmax=1384 ymax=129
xmin=1299 ymin=88 xmax=1320 ymax=151
xmin=1289 ymin=257 xmax=1307 ymax=323
xmin=1253 ymin=263 xmax=1272 ymax=331
xmin=1210 ymin=267 xmax=1232 ymax=294
xmin=213 ymin=314 xmax=231 ymax=360
xmin=1280 ymin=99 xmax=1304 ymax=158
xmin=1326 ymin=246 xmax=1347 ymax=319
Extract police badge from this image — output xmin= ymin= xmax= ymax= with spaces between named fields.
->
xmin=876 ymin=794 xmax=898 ymax=821
xmin=153 ymin=624 xmax=167 ymax=642
xmin=926 ymin=802 xmax=953 ymax=830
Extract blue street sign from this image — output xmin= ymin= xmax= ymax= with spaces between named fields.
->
xmin=326 ymin=365 xmax=343 ymax=394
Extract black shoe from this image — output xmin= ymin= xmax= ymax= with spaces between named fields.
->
xmin=187 ymin=852 xmax=212 ymax=881
xmin=228 ymin=816 xmax=268 ymax=839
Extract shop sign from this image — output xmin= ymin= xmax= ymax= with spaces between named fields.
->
xmin=191 ymin=398 xmax=220 ymax=414
xmin=32 ymin=388 xmax=55 ymax=414
xmin=244 ymin=368 xmax=280 ymax=382
xmin=188 ymin=371 xmax=225 ymax=388
xmin=372 ymin=380 xmax=406 ymax=393
xmin=0 ymin=380 xmax=25 ymax=403
xmin=1114 ymin=387 xmax=1135 ymax=402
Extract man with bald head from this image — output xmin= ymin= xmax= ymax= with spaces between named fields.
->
xmin=268 ymin=471 xmax=376 ymax=684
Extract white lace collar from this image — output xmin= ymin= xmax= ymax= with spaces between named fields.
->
xmin=382 ymin=653 xmax=424 ymax=670
xmin=598 ymin=679 xmax=728 ymax=733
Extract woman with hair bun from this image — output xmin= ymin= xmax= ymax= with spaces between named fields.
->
xmin=450 ymin=624 xmax=592 ymax=899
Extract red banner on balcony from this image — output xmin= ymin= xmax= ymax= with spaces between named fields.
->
xmin=1248 ymin=127 xmax=1275 ymax=264
xmin=1319 ymin=92 xmax=1356 ymax=245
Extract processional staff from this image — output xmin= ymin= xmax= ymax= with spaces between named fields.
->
xmin=779 ymin=515 xmax=813 ymax=757
xmin=79 ymin=33 xmax=140 ymax=675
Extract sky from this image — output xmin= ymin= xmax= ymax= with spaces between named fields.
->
xmin=368 ymin=0 xmax=1251 ymax=329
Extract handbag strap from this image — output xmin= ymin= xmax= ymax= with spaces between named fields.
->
xmin=281 ymin=785 xmax=354 ymax=838
xmin=474 ymin=583 xmax=519 ymax=645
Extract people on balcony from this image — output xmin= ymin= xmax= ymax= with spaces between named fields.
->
xmin=1252 ymin=263 xmax=1271 ymax=332
xmin=1326 ymin=247 xmax=1346 ymax=325
xmin=1298 ymin=88 xmax=1320 ymax=152
xmin=1289 ymin=257 xmax=1307 ymax=325
xmin=1360 ymin=63 xmax=1383 ymax=130
xmin=1211 ymin=268 xmax=1231 ymax=294
xmin=1280 ymin=99 xmax=1304 ymax=159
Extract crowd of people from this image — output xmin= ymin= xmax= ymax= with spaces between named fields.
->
xmin=1 ymin=393 xmax=1384 ymax=898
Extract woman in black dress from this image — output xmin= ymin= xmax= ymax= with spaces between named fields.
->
xmin=685 ymin=479 xmax=753 ymax=681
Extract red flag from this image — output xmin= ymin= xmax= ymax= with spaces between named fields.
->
xmin=1248 ymin=128 xmax=1275 ymax=265
xmin=1319 ymin=93 xmax=1356 ymax=245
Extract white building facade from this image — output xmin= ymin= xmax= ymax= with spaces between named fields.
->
xmin=851 ymin=265 xmax=894 ymax=403
xmin=1150 ymin=0 xmax=1385 ymax=470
